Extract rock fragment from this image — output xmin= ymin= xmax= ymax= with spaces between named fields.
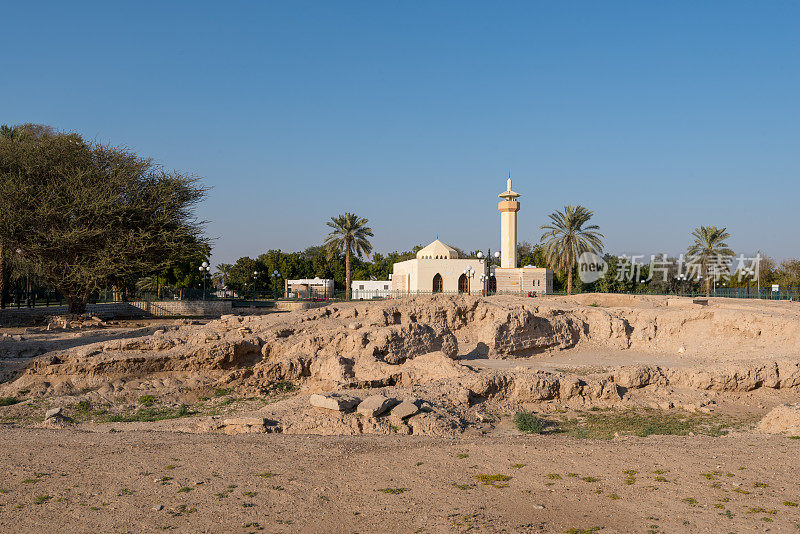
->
xmin=390 ymin=400 xmax=419 ymax=419
xmin=310 ymin=393 xmax=360 ymax=412
xmin=356 ymin=395 xmax=397 ymax=417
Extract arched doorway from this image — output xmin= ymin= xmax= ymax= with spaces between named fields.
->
xmin=488 ymin=275 xmax=497 ymax=294
xmin=458 ymin=274 xmax=469 ymax=294
xmin=432 ymin=273 xmax=443 ymax=293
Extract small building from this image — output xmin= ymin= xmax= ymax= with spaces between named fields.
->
xmin=391 ymin=239 xmax=487 ymax=295
xmin=351 ymin=280 xmax=392 ymax=300
xmin=285 ymin=278 xmax=334 ymax=299
xmin=493 ymin=266 xmax=553 ymax=294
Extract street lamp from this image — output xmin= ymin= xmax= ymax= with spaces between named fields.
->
xmin=479 ymin=272 xmax=489 ymax=296
xmin=676 ymin=273 xmax=687 ymax=296
xmin=271 ymin=270 xmax=281 ymax=300
xmin=252 ymin=271 xmax=259 ymax=302
xmin=462 ymin=265 xmax=476 ymax=294
xmin=199 ymin=262 xmax=210 ymax=300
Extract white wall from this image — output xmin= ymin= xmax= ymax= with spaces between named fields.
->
xmin=351 ymin=280 xmax=392 ymax=299
xmin=392 ymin=258 xmax=488 ymax=294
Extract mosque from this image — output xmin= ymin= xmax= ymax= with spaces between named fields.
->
xmin=391 ymin=179 xmax=553 ymax=295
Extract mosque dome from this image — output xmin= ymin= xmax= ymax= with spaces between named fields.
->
xmin=416 ymin=239 xmax=459 ymax=260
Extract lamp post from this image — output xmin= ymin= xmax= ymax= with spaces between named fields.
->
xmin=271 ymin=270 xmax=281 ymax=300
xmin=462 ymin=265 xmax=476 ymax=294
xmin=676 ymin=273 xmax=687 ymax=296
xmin=252 ymin=271 xmax=259 ymax=302
xmin=199 ymin=262 xmax=210 ymax=300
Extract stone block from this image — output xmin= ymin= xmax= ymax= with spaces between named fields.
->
xmin=310 ymin=393 xmax=360 ymax=412
xmin=356 ymin=395 xmax=397 ymax=417
xmin=391 ymin=400 xmax=419 ymax=419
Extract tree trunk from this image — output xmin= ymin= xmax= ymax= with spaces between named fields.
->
xmin=567 ymin=267 xmax=573 ymax=295
xmin=706 ymin=277 xmax=711 ymax=297
xmin=66 ymin=295 xmax=87 ymax=315
xmin=345 ymin=243 xmax=351 ymax=301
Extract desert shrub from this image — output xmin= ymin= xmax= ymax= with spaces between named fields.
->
xmin=514 ymin=411 xmax=545 ymax=434
xmin=138 ymin=395 xmax=156 ymax=407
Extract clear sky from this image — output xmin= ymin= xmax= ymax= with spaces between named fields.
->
xmin=3 ymin=1 xmax=798 ymax=265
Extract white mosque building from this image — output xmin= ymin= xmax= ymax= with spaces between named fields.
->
xmin=391 ymin=179 xmax=553 ymax=295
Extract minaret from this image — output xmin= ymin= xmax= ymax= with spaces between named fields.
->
xmin=498 ymin=175 xmax=520 ymax=269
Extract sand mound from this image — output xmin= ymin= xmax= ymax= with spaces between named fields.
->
xmin=757 ymin=403 xmax=800 ymax=435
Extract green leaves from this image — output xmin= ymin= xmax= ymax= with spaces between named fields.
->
xmin=0 ymin=124 xmax=208 ymax=313
xmin=539 ymin=205 xmax=604 ymax=293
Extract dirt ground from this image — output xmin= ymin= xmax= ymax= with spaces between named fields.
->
xmin=0 ymin=428 xmax=798 ymax=533
xmin=0 ymin=294 xmax=799 ymax=532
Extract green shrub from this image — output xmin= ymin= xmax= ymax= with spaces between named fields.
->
xmin=513 ymin=411 xmax=545 ymax=434
xmin=138 ymin=395 xmax=156 ymax=407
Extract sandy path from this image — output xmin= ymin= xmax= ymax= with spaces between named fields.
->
xmin=0 ymin=428 xmax=797 ymax=533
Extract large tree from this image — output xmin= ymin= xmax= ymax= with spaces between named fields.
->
xmin=323 ymin=213 xmax=373 ymax=300
xmin=540 ymin=205 xmax=604 ymax=295
xmin=686 ymin=226 xmax=735 ymax=296
xmin=0 ymin=124 xmax=208 ymax=314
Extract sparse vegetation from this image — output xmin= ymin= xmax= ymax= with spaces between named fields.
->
xmin=104 ymin=404 xmax=193 ymax=423
xmin=377 ymin=487 xmax=409 ymax=494
xmin=138 ymin=395 xmax=156 ymax=407
xmin=564 ymin=527 xmax=602 ymax=534
xmin=551 ymin=409 xmax=738 ymax=440
xmin=0 ymin=397 xmax=19 ymax=406
xmin=747 ymin=507 xmax=776 ymax=514
xmin=547 ymin=473 xmax=562 ymax=480
xmin=474 ymin=474 xmax=511 ymax=487
xmin=514 ymin=411 xmax=545 ymax=434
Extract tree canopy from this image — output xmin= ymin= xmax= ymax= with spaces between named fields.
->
xmin=540 ymin=205 xmax=604 ymax=294
xmin=686 ymin=225 xmax=735 ymax=296
xmin=324 ymin=213 xmax=373 ymax=300
xmin=0 ymin=124 xmax=208 ymax=313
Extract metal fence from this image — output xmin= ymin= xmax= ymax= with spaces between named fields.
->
xmin=3 ymin=286 xmax=798 ymax=311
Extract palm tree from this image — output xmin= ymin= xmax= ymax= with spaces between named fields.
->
xmin=540 ymin=205 xmax=604 ymax=295
xmin=324 ymin=213 xmax=373 ymax=300
xmin=687 ymin=226 xmax=734 ymax=296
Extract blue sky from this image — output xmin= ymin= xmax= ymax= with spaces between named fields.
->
xmin=3 ymin=1 xmax=798 ymax=264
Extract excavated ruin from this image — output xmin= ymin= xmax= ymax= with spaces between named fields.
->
xmin=1 ymin=294 xmax=799 ymax=436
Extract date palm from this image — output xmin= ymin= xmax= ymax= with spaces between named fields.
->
xmin=324 ymin=213 xmax=373 ymax=300
xmin=540 ymin=205 xmax=604 ymax=294
xmin=687 ymin=226 xmax=734 ymax=296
